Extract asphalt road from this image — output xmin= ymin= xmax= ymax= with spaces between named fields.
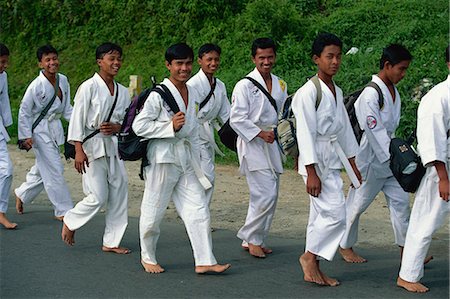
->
xmin=1 ymin=204 xmax=448 ymax=298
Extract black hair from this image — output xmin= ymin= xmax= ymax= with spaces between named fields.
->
xmin=95 ymin=42 xmax=122 ymax=60
xmin=251 ymin=38 xmax=277 ymax=57
xmin=0 ymin=43 xmax=9 ymax=56
xmin=165 ymin=43 xmax=194 ymax=64
xmin=311 ymin=33 xmax=342 ymax=57
xmin=446 ymin=45 xmax=450 ymax=63
xmin=198 ymin=43 xmax=221 ymax=58
xmin=37 ymin=44 xmax=58 ymax=61
xmin=379 ymin=44 xmax=412 ymax=70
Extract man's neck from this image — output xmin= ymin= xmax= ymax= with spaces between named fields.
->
xmin=377 ymin=71 xmax=394 ymax=88
xmin=203 ymin=70 xmax=215 ymax=85
xmin=317 ymin=71 xmax=333 ymax=86
xmin=43 ymin=71 xmax=57 ymax=84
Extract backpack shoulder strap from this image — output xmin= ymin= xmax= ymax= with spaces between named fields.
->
xmin=366 ymin=81 xmax=384 ymax=110
xmin=153 ymin=84 xmax=180 ymax=114
xmin=32 ymin=74 xmax=60 ymax=132
xmin=309 ymin=75 xmax=322 ymax=110
xmin=244 ymin=76 xmax=278 ymax=113
xmin=199 ymin=78 xmax=216 ymax=111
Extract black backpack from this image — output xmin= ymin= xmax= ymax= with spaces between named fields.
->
xmin=118 ymin=83 xmax=180 ymax=161
xmin=344 ymin=82 xmax=384 ymax=143
xmin=389 ymin=137 xmax=426 ymax=193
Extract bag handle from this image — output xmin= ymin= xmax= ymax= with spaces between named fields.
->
xmin=198 ymin=78 xmax=216 ymax=111
xmin=31 ymin=74 xmax=60 ymax=132
xmin=244 ymin=76 xmax=278 ymax=113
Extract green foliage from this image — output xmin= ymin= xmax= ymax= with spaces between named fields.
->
xmin=0 ymin=0 xmax=448 ymax=162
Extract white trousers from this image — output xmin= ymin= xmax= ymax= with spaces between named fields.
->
xmin=340 ymin=166 xmax=410 ymax=249
xmin=399 ymin=166 xmax=450 ymax=282
xmin=140 ymin=162 xmax=217 ymax=266
xmin=0 ymin=139 xmax=13 ymax=213
xmin=199 ymin=143 xmax=215 ymax=206
xmin=237 ymin=168 xmax=279 ymax=246
xmin=14 ymin=135 xmax=73 ymax=217
xmin=303 ymin=170 xmax=346 ymax=261
xmin=64 ymin=157 xmax=128 ymax=248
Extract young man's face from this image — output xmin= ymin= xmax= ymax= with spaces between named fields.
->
xmin=0 ymin=55 xmax=9 ymax=73
xmin=252 ymin=47 xmax=276 ymax=77
xmin=385 ymin=60 xmax=410 ymax=84
xmin=166 ymin=58 xmax=193 ymax=83
xmin=313 ymin=45 xmax=342 ymax=78
xmin=39 ymin=52 xmax=59 ymax=75
xmin=198 ymin=51 xmax=220 ymax=76
xmin=97 ymin=50 xmax=122 ymax=77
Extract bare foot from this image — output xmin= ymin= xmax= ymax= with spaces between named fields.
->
xmin=319 ymin=269 xmax=340 ymax=286
xmin=339 ymin=247 xmax=367 ymax=263
xmin=0 ymin=213 xmax=17 ymax=229
xmin=141 ymin=260 xmax=165 ymax=273
xmin=195 ymin=263 xmax=231 ymax=274
xmin=61 ymin=222 xmax=75 ymax=246
xmin=299 ymin=253 xmax=326 ymax=285
xmin=424 ymin=255 xmax=433 ymax=265
xmin=242 ymin=245 xmax=273 ymax=254
xmin=397 ymin=277 xmax=429 ymax=293
xmin=54 ymin=216 xmax=64 ymax=222
xmin=15 ymin=196 xmax=23 ymax=214
xmin=248 ymin=243 xmax=266 ymax=258
xmin=102 ymin=246 xmax=131 ymax=254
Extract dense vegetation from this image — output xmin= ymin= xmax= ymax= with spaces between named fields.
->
xmin=1 ymin=0 xmax=448 ymax=162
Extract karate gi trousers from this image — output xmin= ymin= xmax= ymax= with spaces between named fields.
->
xmin=340 ymin=166 xmax=410 ymax=249
xmin=14 ymin=135 xmax=73 ymax=217
xmin=199 ymin=143 xmax=215 ymax=206
xmin=303 ymin=170 xmax=346 ymax=261
xmin=0 ymin=139 xmax=13 ymax=213
xmin=237 ymin=168 xmax=279 ymax=247
xmin=64 ymin=156 xmax=128 ymax=248
xmin=399 ymin=166 xmax=450 ymax=282
xmin=140 ymin=162 xmax=217 ymax=266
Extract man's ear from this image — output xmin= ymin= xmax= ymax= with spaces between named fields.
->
xmin=197 ymin=57 xmax=202 ymax=66
xmin=96 ymin=58 xmax=102 ymax=67
xmin=312 ymin=54 xmax=320 ymax=65
xmin=165 ymin=60 xmax=171 ymax=70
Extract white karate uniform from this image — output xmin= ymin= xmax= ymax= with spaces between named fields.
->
xmin=399 ymin=75 xmax=450 ymax=283
xmin=187 ymin=69 xmax=230 ymax=206
xmin=230 ymin=68 xmax=287 ymax=246
xmin=292 ymin=77 xmax=358 ymax=261
xmin=0 ymin=71 xmax=13 ymax=213
xmin=64 ymin=73 xmax=130 ymax=248
xmin=340 ymin=75 xmax=410 ymax=249
xmin=15 ymin=71 xmax=73 ymax=217
xmin=133 ymin=78 xmax=217 ymax=266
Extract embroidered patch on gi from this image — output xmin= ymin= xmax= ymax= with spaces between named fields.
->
xmin=367 ymin=115 xmax=377 ymax=129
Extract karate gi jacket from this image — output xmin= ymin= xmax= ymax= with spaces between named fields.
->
xmin=187 ymin=69 xmax=230 ymax=147
xmin=68 ymin=73 xmax=130 ymax=162
xmin=354 ymin=75 xmax=401 ymax=179
xmin=292 ymin=77 xmax=358 ymax=178
xmin=417 ymin=75 xmax=450 ymax=168
xmin=132 ymin=78 xmax=204 ymax=174
xmin=18 ymin=71 xmax=72 ymax=145
xmin=0 ymin=72 xmax=12 ymax=142
xmin=230 ymin=68 xmax=287 ymax=174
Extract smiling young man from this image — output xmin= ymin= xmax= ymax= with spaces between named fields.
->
xmin=133 ymin=43 xmax=230 ymax=274
xmin=61 ymin=42 xmax=131 ymax=254
xmin=15 ymin=45 xmax=74 ymax=221
xmin=230 ymin=38 xmax=287 ymax=258
xmin=186 ymin=43 xmax=230 ymax=207
xmin=0 ymin=43 xmax=17 ymax=229
xmin=339 ymin=44 xmax=419 ymax=264
xmin=291 ymin=33 xmax=361 ymax=286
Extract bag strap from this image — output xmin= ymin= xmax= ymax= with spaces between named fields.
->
xmin=82 ymin=82 xmax=119 ymax=143
xmin=366 ymin=81 xmax=384 ymax=110
xmin=31 ymin=74 xmax=60 ymax=132
xmin=244 ymin=76 xmax=278 ymax=113
xmin=309 ymin=75 xmax=322 ymax=110
xmin=198 ymin=78 xmax=216 ymax=111
xmin=153 ymin=84 xmax=181 ymax=114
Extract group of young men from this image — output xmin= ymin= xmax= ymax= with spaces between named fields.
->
xmin=0 ymin=33 xmax=448 ymax=293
